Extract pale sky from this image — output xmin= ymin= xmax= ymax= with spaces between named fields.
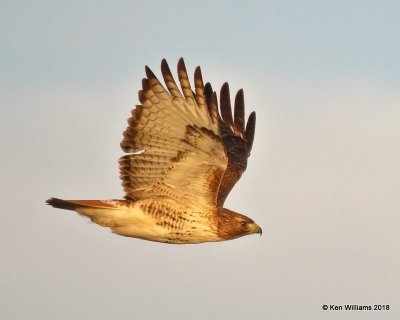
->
xmin=1 ymin=1 xmax=399 ymax=319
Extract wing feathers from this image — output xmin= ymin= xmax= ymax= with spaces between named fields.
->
xmin=220 ymin=83 xmax=234 ymax=128
xmin=204 ymin=82 xmax=213 ymax=104
xmin=161 ymin=58 xmax=183 ymax=99
xmin=234 ymin=89 xmax=245 ymax=135
xmin=177 ymin=58 xmax=196 ymax=103
xmin=216 ymin=84 xmax=256 ymax=205
xmin=245 ymin=111 xmax=256 ymax=155
xmin=194 ymin=66 xmax=207 ymax=111
xmin=120 ymin=59 xmax=227 ymax=206
xmin=145 ymin=66 xmax=171 ymax=101
xmin=121 ymin=59 xmax=255 ymax=207
xmin=208 ymin=91 xmax=219 ymax=125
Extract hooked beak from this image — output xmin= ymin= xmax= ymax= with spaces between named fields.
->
xmin=252 ymin=223 xmax=262 ymax=236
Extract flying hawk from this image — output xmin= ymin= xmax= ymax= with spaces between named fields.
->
xmin=47 ymin=58 xmax=261 ymax=244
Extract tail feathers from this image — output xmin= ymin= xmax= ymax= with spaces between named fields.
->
xmin=46 ymin=197 xmax=131 ymax=228
xmin=46 ymin=197 xmax=118 ymax=211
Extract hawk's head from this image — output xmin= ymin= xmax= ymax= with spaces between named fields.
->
xmin=217 ymin=208 xmax=262 ymax=241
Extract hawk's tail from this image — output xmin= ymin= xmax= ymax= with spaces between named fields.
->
xmin=46 ymin=197 xmax=129 ymax=228
xmin=46 ymin=198 xmax=119 ymax=211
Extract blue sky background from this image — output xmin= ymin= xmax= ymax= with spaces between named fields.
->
xmin=1 ymin=1 xmax=399 ymax=319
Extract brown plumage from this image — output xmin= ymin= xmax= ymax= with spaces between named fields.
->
xmin=47 ymin=58 xmax=260 ymax=244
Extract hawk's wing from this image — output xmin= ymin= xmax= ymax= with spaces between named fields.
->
xmin=120 ymin=59 xmax=227 ymax=207
xmin=204 ymin=82 xmax=256 ymax=206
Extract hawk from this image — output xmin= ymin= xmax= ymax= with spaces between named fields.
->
xmin=47 ymin=58 xmax=261 ymax=244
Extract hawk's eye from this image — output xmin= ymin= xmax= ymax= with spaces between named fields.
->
xmin=241 ymin=221 xmax=247 ymax=227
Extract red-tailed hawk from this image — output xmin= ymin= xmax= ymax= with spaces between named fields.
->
xmin=47 ymin=58 xmax=261 ymax=244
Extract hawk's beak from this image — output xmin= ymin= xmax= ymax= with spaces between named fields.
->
xmin=252 ymin=223 xmax=262 ymax=236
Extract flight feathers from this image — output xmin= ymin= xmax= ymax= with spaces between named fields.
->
xmin=46 ymin=198 xmax=117 ymax=211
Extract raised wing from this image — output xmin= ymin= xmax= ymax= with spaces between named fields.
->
xmin=120 ymin=59 xmax=227 ymax=207
xmin=204 ymin=82 xmax=256 ymax=206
